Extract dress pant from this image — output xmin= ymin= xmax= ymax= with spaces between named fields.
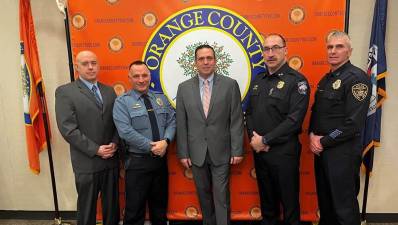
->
xmin=315 ymin=138 xmax=362 ymax=225
xmin=124 ymin=153 xmax=168 ymax=225
xmin=74 ymin=167 xmax=119 ymax=225
xmin=191 ymin=153 xmax=231 ymax=225
xmin=253 ymin=140 xmax=301 ymax=225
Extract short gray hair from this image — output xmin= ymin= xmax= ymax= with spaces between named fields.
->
xmin=326 ymin=30 xmax=352 ymax=48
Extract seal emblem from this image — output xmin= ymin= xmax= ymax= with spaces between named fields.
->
xmin=143 ymin=6 xmax=265 ymax=109
xmin=352 ymin=83 xmax=368 ymax=101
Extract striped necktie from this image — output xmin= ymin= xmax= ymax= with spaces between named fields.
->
xmin=202 ymin=79 xmax=211 ymax=117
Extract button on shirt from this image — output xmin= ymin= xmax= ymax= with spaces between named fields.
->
xmin=113 ymin=90 xmax=176 ymax=154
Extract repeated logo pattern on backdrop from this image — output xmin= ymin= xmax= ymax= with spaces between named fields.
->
xmin=68 ymin=0 xmax=346 ymax=221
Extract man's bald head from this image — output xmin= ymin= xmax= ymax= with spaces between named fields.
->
xmin=75 ymin=50 xmax=99 ymax=83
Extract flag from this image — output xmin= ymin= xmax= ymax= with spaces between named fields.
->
xmin=362 ymin=0 xmax=388 ymax=173
xmin=20 ymin=0 xmax=49 ymax=174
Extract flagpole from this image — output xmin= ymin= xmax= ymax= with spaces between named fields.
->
xmin=36 ymin=82 xmax=65 ymax=225
xmin=61 ymin=3 xmax=75 ymax=81
xmin=361 ymin=163 xmax=371 ymax=222
xmin=344 ymin=0 xmax=350 ymax=33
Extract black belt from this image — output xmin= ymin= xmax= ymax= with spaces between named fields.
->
xmin=128 ymin=151 xmax=160 ymax=158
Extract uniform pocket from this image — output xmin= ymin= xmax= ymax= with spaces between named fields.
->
xmin=129 ymin=110 xmax=148 ymax=130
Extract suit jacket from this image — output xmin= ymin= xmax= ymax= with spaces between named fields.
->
xmin=176 ymin=74 xmax=244 ymax=166
xmin=55 ymin=79 xmax=119 ymax=174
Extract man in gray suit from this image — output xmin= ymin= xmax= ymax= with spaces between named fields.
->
xmin=176 ymin=44 xmax=244 ymax=225
xmin=55 ymin=50 xmax=119 ymax=225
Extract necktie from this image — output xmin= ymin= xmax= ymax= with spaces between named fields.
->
xmin=91 ymin=85 xmax=103 ymax=107
xmin=202 ymin=79 xmax=211 ymax=117
xmin=142 ymin=94 xmax=160 ymax=141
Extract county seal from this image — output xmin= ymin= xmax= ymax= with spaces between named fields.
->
xmin=143 ymin=5 xmax=265 ymax=109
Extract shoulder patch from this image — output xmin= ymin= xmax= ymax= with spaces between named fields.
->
xmin=297 ymin=81 xmax=308 ymax=95
xmin=352 ymin=83 xmax=368 ymax=101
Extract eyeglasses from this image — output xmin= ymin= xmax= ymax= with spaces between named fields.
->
xmin=263 ymin=45 xmax=285 ymax=52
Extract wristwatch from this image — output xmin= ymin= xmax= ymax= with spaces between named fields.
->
xmin=262 ymin=136 xmax=268 ymax=145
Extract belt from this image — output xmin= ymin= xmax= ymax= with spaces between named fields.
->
xmin=128 ymin=151 xmax=160 ymax=158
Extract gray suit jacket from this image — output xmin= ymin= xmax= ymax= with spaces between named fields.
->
xmin=55 ymin=79 xmax=119 ymax=174
xmin=176 ymin=74 xmax=244 ymax=166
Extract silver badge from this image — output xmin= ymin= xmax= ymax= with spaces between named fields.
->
xmin=297 ymin=81 xmax=307 ymax=95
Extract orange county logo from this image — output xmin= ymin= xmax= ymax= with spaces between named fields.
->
xmin=143 ymin=5 xmax=265 ymax=109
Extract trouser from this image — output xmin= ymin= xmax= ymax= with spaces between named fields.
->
xmin=315 ymin=138 xmax=362 ymax=225
xmin=191 ymin=153 xmax=231 ymax=225
xmin=75 ymin=167 xmax=119 ymax=225
xmin=253 ymin=140 xmax=301 ymax=225
xmin=124 ymin=153 xmax=168 ymax=225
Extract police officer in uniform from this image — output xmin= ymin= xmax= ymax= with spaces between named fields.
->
xmin=113 ymin=61 xmax=176 ymax=225
xmin=246 ymin=33 xmax=309 ymax=225
xmin=309 ymin=31 xmax=371 ymax=225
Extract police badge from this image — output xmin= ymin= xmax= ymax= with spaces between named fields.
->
xmin=156 ymin=97 xmax=164 ymax=106
xmin=277 ymin=81 xmax=285 ymax=89
xmin=352 ymin=83 xmax=368 ymax=101
xmin=332 ymin=79 xmax=341 ymax=90
xmin=297 ymin=81 xmax=307 ymax=95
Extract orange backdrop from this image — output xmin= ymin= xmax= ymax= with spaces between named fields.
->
xmin=67 ymin=0 xmax=347 ymax=222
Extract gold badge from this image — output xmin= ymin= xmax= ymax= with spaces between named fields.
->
xmin=352 ymin=83 xmax=368 ymax=101
xmin=332 ymin=79 xmax=341 ymax=90
xmin=156 ymin=97 xmax=163 ymax=106
xmin=277 ymin=81 xmax=285 ymax=89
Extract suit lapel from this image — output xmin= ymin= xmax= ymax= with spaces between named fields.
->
xmin=192 ymin=76 xmax=206 ymax=120
xmin=207 ymin=74 xmax=219 ymax=117
xmin=76 ymin=79 xmax=103 ymax=111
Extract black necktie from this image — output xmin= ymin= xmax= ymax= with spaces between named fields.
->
xmin=142 ymin=94 xmax=160 ymax=141
xmin=91 ymin=85 xmax=103 ymax=107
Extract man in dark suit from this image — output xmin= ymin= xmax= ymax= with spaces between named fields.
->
xmin=176 ymin=44 xmax=244 ymax=225
xmin=55 ymin=50 xmax=119 ymax=225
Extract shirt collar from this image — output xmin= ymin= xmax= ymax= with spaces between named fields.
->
xmin=330 ymin=61 xmax=351 ymax=77
xmin=198 ymin=73 xmax=215 ymax=84
xmin=130 ymin=89 xmax=154 ymax=100
xmin=79 ymin=76 xmax=98 ymax=90
xmin=265 ymin=62 xmax=289 ymax=78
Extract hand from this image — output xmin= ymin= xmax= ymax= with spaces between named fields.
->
xmin=150 ymin=140 xmax=168 ymax=157
xmin=180 ymin=158 xmax=192 ymax=169
xmin=250 ymin=131 xmax=270 ymax=153
xmin=309 ymin=132 xmax=323 ymax=156
xmin=230 ymin=156 xmax=243 ymax=165
xmin=96 ymin=144 xmax=116 ymax=159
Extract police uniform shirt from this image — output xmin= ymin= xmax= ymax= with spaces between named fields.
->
xmin=309 ymin=61 xmax=371 ymax=148
xmin=246 ymin=63 xmax=310 ymax=145
xmin=113 ymin=90 xmax=176 ymax=154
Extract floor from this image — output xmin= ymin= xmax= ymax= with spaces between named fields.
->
xmin=0 ymin=221 xmax=396 ymax=225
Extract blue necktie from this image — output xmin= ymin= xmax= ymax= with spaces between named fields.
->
xmin=91 ymin=85 xmax=103 ymax=107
